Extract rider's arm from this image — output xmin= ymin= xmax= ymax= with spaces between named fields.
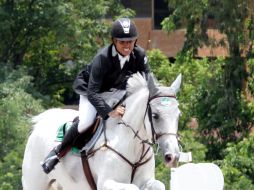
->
xmin=87 ymin=55 xmax=113 ymax=120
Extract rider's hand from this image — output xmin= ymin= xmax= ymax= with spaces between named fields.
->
xmin=108 ymin=105 xmax=125 ymax=118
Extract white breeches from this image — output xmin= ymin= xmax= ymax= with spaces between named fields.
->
xmin=78 ymin=95 xmax=97 ymax=133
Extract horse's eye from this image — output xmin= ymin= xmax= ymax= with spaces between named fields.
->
xmin=152 ymin=113 xmax=159 ymax=120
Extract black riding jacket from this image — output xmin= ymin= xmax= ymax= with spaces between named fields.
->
xmin=73 ymin=44 xmax=150 ymax=119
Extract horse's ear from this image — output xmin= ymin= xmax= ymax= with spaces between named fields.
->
xmin=170 ymin=74 xmax=182 ymax=94
xmin=148 ymin=73 xmax=160 ymax=97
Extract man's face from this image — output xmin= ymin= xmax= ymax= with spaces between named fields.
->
xmin=113 ymin=39 xmax=136 ymax=56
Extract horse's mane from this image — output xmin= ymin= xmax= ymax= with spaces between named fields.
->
xmin=126 ymin=72 xmax=147 ymax=94
xmin=126 ymin=72 xmax=176 ymax=98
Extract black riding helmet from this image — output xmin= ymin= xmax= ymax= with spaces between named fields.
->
xmin=111 ymin=18 xmax=138 ymax=41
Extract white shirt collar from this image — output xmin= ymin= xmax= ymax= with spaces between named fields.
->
xmin=112 ymin=45 xmax=130 ymax=69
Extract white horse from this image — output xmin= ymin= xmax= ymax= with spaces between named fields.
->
xmin=22 ymin=73 xmax=182 ymax=190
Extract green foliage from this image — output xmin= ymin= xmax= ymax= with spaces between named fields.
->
xmin=0 ymin=148 xmax=24 ymax=190
xmin=219 ymin=135 xmax=254 ymax=190
xmin=162 ymin=0 xmax=254 ymax=160
xmin=0 ymin=66 xmax=43 ymax=189
xmin=163 ymin=0 xmax=254 ymax=55
xmin=0 ymin=1 xmax=135 ymax=187
xmin=162 ymin=0 xmax=210 ymax=53
xmin=179 ymin=130 xmax=207 ymax=162
xmin=0 ymin=0 xmax=63 ymax=66
xmin=0 ymin=0 xmax=127 ymax=105
xmin=148 ymin=48 xmax=253 ymax=161
xmin=0 ymin=66 xmax=42 ymax=158
xmin=147 ymin=49 xmax=211 ymax=129
xmin=193 ymin=58 xmax=253 ymax=159
xmin=147 ymin=47 xmax=254 ymax=187
xmin=247 ymin=58 xmax=254 ymax=95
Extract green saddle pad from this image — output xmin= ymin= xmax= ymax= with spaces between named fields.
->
xmin=56 ymin=121 xmax=80 ymax=154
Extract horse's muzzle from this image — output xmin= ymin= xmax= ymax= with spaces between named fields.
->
xmin=164 ymin=153 xmax=179 ymax=168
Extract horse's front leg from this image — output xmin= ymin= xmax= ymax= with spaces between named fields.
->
xmin=140 ymin=179 xmax=165 ymax=190
xmin=101 ymin=179 xmax=140 ymax=190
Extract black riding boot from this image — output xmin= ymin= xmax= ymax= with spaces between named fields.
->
xmin=41 ymin=120 xmax=80 ymax=174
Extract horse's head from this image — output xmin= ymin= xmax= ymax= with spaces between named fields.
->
xmin=147 ymin=74 xmax=182 ymax=167
xmin=124 ymin=73 xmax=182 ymax=167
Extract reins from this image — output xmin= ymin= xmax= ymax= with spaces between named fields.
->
xmin=81 ymin=118 xmax=153 ymax=189
xmin=118 ymin=120 xmax=154 ymax=146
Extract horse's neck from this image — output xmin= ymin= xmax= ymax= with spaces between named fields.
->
xmin=143 ymin=113 xmax=153 ymax=140
xmin=123 ymin=88 xmax=149 ymax=129
xmin=104 ymin=88 xmax=150 ymax=149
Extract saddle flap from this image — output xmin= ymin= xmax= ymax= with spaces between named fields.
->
xmin=81 ymin=118 xmax=104 ymax=154
xmin=56 ymin=117 xmax=104 ymax=154
xmin=72 ymin=117 xmax=103 ymax=150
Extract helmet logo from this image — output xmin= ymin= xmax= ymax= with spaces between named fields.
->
xmin=118 ymin=19 xmax=130 ymax=34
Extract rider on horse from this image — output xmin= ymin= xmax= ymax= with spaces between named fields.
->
xmin=41 ymin=18 xmax=151 ymax=174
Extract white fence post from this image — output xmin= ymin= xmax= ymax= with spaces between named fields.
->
xmin=170 ymin=163 xmax=224 ymax=190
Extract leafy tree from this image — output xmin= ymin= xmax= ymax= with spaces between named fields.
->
xmin=0 ymin=0 xmax=132 ymax=104
xmin=0 ymin=0 xmax=135 ymax=187
xmin=163 ymin=0 xmax=254 ymax=159
xmin=246 ymin=58 xmax=254 ymax=113
xmin=147 ymin=49 xmax=212 ymax=130
xmin=0 ymin=148 xmax=24 ymax=190
xmin=0 ymin=0 xmax=118 ymax=67
xmin=0 ymin=0 xmax=63 ymax=67
xmin=0 ymin=66 xmax=43 ymax=189
xmin=219 ymin=134 xmax=254 ymax=190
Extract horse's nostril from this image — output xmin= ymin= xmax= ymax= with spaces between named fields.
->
xmin=165 ymin=154 xmax=173 ymax=163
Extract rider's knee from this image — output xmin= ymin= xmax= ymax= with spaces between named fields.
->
xmin=77 ymin=121 xmax=91 ymax=133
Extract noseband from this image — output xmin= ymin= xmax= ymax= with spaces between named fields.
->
xmin=148 ymin=95 xmax=179 ymax=143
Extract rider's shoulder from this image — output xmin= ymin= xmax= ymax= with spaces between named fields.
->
xmin=133 ymin=45 xmax=146 ymax=57
xmin=94 ymin=45 xmax=111 ymax=59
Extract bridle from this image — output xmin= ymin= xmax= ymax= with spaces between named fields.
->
xmin=118 ymin=94 xmax=179 ymax=146
xmin=81 ymin=94 xmax=180 ymax=190
xmin=147 ymin=95 xmax=179 ymax=144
